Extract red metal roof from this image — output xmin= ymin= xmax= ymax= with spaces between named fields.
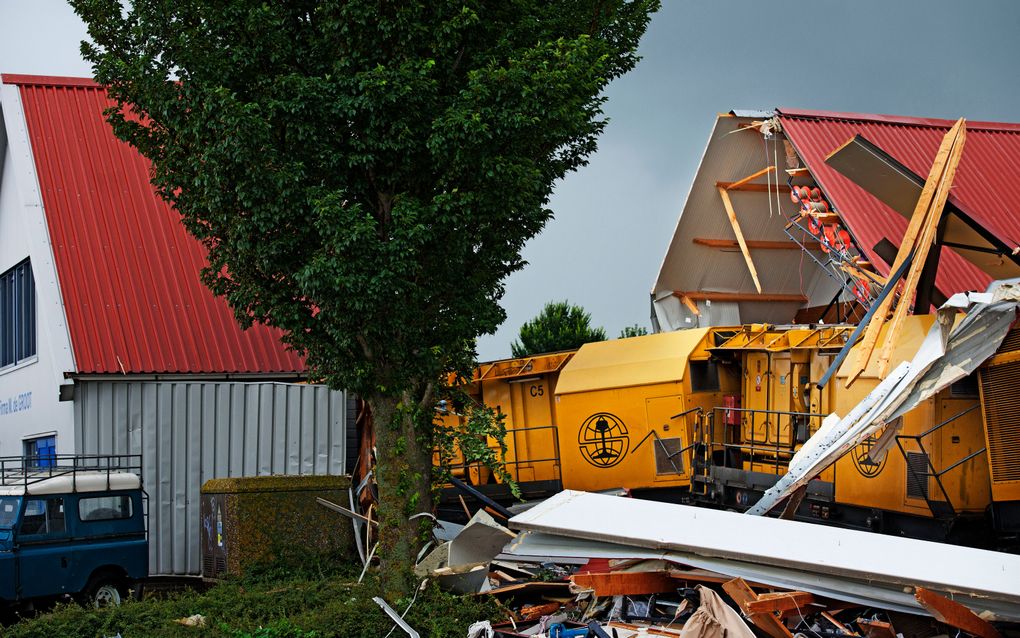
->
xmin=3 ymin=74 xmax=305 ymax=374
xmin=778 ymin=108 xmax=1020 ymax=296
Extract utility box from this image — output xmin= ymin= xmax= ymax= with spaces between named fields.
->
xmin=200 ymin=475 xmax=354 ymax=579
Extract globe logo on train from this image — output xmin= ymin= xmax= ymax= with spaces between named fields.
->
xmin=851 ymin=434 xmax=886 ymax=478
xmin=578 ymin=412 xmax=630 ymax=468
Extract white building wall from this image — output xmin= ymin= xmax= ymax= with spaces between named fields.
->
xmin=0 ymin=84 xmax=76 ymax=455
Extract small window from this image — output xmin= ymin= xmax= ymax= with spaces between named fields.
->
xmin=24 ymin=435 xmax=56 ymax=469
xmin=20 ymin=497 xmax=65 ymax=535
xmin=690 ymin=360 xmax=720 ymax=393
xmin=79 ymin=495 xmax=133 ymax=522
xmin=0 ymin=258 xmax=36 ymax=368
xmin=0 ymin=497 xmax=21 ymax=528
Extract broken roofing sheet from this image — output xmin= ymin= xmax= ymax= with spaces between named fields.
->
xmin=747 ymin=278 xmax=1020 ymax=517
xmin=506 ymin=490 xmax=1020 ymax=621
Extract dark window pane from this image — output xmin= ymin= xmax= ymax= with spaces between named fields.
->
xmin=0 ymin=259 xmax=36 ymax=366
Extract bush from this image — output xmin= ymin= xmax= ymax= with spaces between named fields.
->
xmin=1 ymin=571 xmax=501 ymax=638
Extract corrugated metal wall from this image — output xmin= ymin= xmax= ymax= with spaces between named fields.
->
xmin=74 ymin=380 xmax=351 ymax=576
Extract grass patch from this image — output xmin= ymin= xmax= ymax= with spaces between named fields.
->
xmin=1 ymin=564 xmax=501 ymax=638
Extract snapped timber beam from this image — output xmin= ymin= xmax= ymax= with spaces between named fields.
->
xmin=744 ymin=591 xmax=816 ymax=615
xmin=844 ymin=118 xmax=966 ymax=387
xmin=915 ymin=587 xmax=1003 ymax=638
xmin=722 ymin=578 xmax=795 ymax=638
xmin=874 ymin=119 xmax=966 ymax=378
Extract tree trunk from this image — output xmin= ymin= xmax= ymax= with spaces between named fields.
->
xmin=367 ymin=392 xmax=435 ymax=598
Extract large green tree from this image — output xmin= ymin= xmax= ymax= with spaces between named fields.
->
xmin=72 ymin=0 xmax=658 ymax=595
xmin=511 ymin=300 xmax=607 ymax=357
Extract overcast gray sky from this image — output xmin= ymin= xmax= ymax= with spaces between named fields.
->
xmin=3 ymin=1 xmax=1020 ymax=361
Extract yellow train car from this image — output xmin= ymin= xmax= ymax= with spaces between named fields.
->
xmin=439 ymin=350 xmax=572 ymax=498
xmin=552 ymin=329 xmax=737 ymax=496
xmin=832 ymin=316 xmax=990 ymax=524
xmin=441 ymin=317 xmax=1020 ymax=546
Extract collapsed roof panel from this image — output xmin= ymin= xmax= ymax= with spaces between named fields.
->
xmin=778 ymin=108 xmax=1020 ymax=296
xmin=508 ymin=490 xmax=1020 ymax=620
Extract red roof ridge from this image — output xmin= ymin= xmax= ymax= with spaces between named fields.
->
xmin=777 ymin=107 xmax=1020 ymax=133
xmin=1 ymin=74 xmax=100 ymax=88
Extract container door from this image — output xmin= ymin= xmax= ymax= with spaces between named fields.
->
xmin=769 ymin=357 xmax=793 ymax=446
xmin=742 ymin=353 xmax=769 ymax=446
xmin=508 ymin=377 xmax=558 ymax=482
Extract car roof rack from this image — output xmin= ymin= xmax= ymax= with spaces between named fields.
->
xmin=0 ymin=454 xmax=142 ymax=493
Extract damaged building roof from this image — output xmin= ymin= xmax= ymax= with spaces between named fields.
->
xmin=653 ymin=108 xmax=1020 ymax=333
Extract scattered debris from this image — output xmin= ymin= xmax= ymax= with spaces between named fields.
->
xmin=373 ymin=596 xmax=421 ymax=638
xmin=173 ymin=614 xmax=207 ymax=627
xmin=417 ymin=509 xmax=517 ymax=594
xmin=429 ymin=488 xmax=1020 ymax=637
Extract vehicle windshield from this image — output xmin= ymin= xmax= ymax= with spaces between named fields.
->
xmin=0 ymin=497 xmax=21 ymax=528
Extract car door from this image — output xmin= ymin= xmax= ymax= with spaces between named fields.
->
xmin=16 ymin=496 xmax=71 ymax=599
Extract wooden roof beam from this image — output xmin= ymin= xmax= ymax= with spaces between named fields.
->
xmin=693 ymin=238 xmax=821 ymax=251
xmin=716 ymin=181 xmax=793 ymax=193
xmin=675 ymin=291 xmax=807 ymax=304
xmin=717 ymin=187 xmax=763 ymax=293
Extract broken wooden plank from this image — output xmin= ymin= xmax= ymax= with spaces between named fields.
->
xmin=844 ymin=117 xmax=966 ymax=387
xmin=857 ymin=618 xmax=897 ymax=638
xmin=722 ymin=577 xmax=794 ymax=638
xmin=718 ymin=186 xmax=763 ymax=293
xmin=915 ymin=587 xmax=1003 ymax=638
xmin=677 ymin=293 xmax=701 ymax=316
xmin=570 ymin=570 xmax=681 ymax=597
xmin=726 ymin=165 xmax=776 ymax=190
xmin=744 ymin=591 xmax=815 ymax=614
xmin=779 ymin=485 xmax=807 ymax=520
xmin=519 ymin=601 xmax=561 ymax=621
xmin=874 ymin=121 xmax=966 ymax=378
xmin=819 ymin=611 xmax=857 ymax=636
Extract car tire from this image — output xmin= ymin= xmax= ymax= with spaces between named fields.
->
xmin=84 ymin=576 xmax=127 ymax=608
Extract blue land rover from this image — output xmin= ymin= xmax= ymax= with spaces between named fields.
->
xmin=0 ymin=456 xmax=147 ymax=609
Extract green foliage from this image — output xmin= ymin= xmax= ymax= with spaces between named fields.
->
xmin=70 ymin=0 xmax=658 ymax=588
xmin=619 ymin=324 xmax=648 ymax=338
xmin=433 ymin=390 xmax=521 ymax=499
xmin=511 ymin=301 xmax=607 ymax=357
xmin=2 ymin=571 xmax=501 ymax=638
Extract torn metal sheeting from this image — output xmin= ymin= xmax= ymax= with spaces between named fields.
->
xmin=434 ymin=520 xmax=464 ymax=542
xmin=507 ymin=491 xmax=1020 ymax=620
xmin=415 ymin=509 xmax=517 ymax=594
xmin=449 ymin=509 xmax=517 ymax=566
xmin=749 ymin=279 xmax=1020 ymax=516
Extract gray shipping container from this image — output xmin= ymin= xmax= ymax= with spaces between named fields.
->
xmin=74 ymin=380 xmax=351 ymax=576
